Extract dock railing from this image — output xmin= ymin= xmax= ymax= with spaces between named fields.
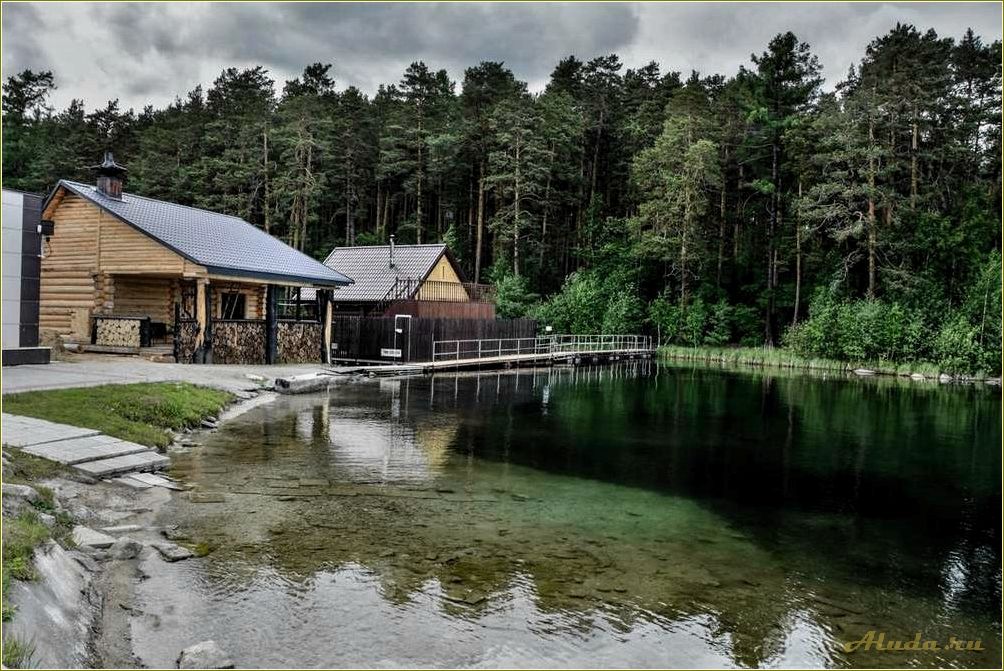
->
xmin=432 ymin=334 xmax=652 ymax=362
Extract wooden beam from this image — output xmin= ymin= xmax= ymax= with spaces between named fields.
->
xmin=194 ymin=279 xmax=207 ymax=360
xmin=322 ymin=291 xmax=333 ymax=364
xmin=265 ymin=284 xmax=278 ymax=364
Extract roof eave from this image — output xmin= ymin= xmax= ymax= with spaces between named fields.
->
xmin=204 ymin=265 xmax=352 ymax=287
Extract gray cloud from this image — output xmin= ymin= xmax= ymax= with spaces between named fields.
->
xmin=2 ymin=2 xmax=1000 ymax=111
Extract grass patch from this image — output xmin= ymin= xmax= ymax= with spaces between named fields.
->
xmin=2 ymin=449 xmax=67 ymax=485
xmin=3 ymin=382 xmax=234 ymax=448
xmin=2 ymin=634 xmax=37 ymax=668
xmin=658 ymin=345 xmax=945 ymax=378
xmin=1 ymin=510 xmax=58 ymax=623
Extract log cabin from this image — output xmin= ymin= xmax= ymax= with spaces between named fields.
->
xmin=39 ymin=153 xmax=352 ymax=364
xmin=301 ymin=238 xmax=495 ymax=319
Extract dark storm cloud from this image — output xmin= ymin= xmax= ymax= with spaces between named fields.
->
xmin=2 ymin=3 xmax=46 ymax=73
xmin=2 ymin=2 xmax=1000 ymax=111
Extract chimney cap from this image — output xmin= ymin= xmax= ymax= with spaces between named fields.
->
xmin=91 ymin=151 xmax=127 ymax=176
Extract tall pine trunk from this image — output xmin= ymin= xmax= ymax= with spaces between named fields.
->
xmin=792 ymin=178 xmax=803 ymax=325
xmin=416 ymin=136 xmax=423 ymax=244
xmin=716 ymin=154 xmax=727 ymax=287
xmin=765 ymin=140 xmax=779 ymax=344
xmin=911 ymin=104 xmax=919 ymax=208
xmin=475 ymin=162 xmax=485 ymax=283
xmin=867 ymin=113 xmax=877 ymax=298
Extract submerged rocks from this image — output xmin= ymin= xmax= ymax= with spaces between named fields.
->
xmin=177 ymin=640 xmax=234 ymax=669
xmin=108 ymin=537 xmax=144 ymax=560
xmin=152 ymin=542 xmax=194 ymax=562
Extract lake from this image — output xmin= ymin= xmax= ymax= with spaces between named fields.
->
xmin=136 ymin=361 xmax=1001 ymax=668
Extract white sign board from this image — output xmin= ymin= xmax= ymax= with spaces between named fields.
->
xmin=381 ymin=348 xmax=402 ymax=358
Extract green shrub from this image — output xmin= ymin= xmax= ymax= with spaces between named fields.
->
xmin=490 ymin=270 xmax=538 ymax=319
xmin=2 ymin=635 xmax=36 ymax=668
xmin=783 ymin=281 xmax=1000 ymax=376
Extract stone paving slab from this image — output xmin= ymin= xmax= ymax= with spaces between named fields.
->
xmin=74 ymin=452 xmax=170 ymax=477
xmin=1 ymin=413 xmax=100 ymax=447
xmin=21 ymin=435 xmax=149 ymax=465
xmin=71 ymin=526 xmax=116 ymax=549
xmin=127 ymin=472 xmax=185 ymax=490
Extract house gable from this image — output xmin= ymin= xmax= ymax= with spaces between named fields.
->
xmin=40 ymin=191 xmax=206 ymax=335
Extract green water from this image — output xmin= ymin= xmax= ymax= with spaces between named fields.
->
xmin=136 ymin=361 xmax=1001 ymax=668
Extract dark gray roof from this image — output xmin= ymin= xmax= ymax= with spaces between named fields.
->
xmin=303 ymin=244 xmax=448 ymax=301
xmin=51 ymin=180 xmax=352 ymax=287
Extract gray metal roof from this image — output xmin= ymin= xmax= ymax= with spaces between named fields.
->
xmin=52 ymin=180 xmax=352 ymax=287
xmin=303 ymin=244 xmax=448 ymax=302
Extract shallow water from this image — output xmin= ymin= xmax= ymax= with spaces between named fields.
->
xmin=137 ymin=362 xmax=1002 ymax=668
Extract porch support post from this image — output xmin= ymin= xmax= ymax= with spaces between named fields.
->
xmin=265 ymin=284 xmax=278 ymax=364
xmin=194 ymin=279 xmax=208 ymax=363
xmin=320 ymin=289 xmax=333 ymax=364
xmin=204 ymin=281 xmax=214 ymax=364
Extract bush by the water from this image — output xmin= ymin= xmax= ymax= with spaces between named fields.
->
xmin=783 ymin=259 xmax=1001 ymax=377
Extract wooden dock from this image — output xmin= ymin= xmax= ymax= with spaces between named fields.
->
xmin=328 ymin=335 xmax=655 ymax=377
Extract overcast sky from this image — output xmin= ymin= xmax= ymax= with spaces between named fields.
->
xmin=3 ymin=2 xmax=1001 ymax=111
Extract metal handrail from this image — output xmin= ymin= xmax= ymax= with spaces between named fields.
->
xmin=431 ymin=334 xmax=652 ymax=362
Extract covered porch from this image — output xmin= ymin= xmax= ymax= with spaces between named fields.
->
xmin=91 ymin=272 xmax=336 ymax=365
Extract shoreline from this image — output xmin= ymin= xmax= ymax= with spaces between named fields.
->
xmin=92 ymin=388 xmax=283 ymax=668
xmin=657 ymin=345 xmax=1002 ymax=385
xmin=4 ymin=385 xmax=283 ymax=669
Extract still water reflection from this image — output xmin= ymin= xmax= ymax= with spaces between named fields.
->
xmin=137 ymin=362 xmax=1001 ymax=668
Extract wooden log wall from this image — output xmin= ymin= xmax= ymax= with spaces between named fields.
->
xmin=331 ymin=317 xmax=538 ymax=363
xmin=211 ymin=320 xmax=266 ymax=364
xmin=41 ymin=192 xmax=207 ymax=340
xmin=112 ymin=276 xmax=175 ymax=323
xmin=211 ymin=282 xmax=267 ymax=319
xmin=40 ymin=194 xmax=101 ymax=337
xmin=276 ymin=322 xmax=322 ymax=363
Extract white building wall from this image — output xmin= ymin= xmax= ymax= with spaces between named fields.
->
xmin=2 ymin=189 xmax=24 ymax=348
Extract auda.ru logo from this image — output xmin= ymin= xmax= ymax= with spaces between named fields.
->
xmin=843 ymin=631 xmax=985 ymax=653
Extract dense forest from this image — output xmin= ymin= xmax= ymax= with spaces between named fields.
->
xmin=3 ymin=24 xmax=1001 ymax=374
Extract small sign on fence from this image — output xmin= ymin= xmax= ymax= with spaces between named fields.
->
xmin=381 ymin=348 xmax=403 ymax=358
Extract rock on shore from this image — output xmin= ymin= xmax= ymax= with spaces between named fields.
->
xmin=177 ymin=640 xmax=234 ymax=669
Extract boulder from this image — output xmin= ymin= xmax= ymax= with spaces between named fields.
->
xmin=2 ymin=483 xmax=41 ymax=516
xmin=152 ymin=542 xmax=194 ymax=562
xmin=108 ymin=537 xmax=144 ymax=560
xmin=71 ymin=526 xmax=116 ymax=549
xmin=177 ymin=640 xmax=234 ymax=669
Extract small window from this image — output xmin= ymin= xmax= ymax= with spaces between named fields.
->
xmin=221 ymin=292 xmax=246 ymax=319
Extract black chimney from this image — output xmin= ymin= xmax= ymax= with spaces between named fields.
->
xmin=91 ymin=151 xmax=127 ymax=200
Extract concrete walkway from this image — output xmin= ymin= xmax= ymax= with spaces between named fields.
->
xmin=1 ymin=355 xmax=324 ymax=395
xmin=2 ymin=413 xmax=169 ymax=477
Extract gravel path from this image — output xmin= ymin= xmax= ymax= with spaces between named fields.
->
xmin=2 ymin=354 xmax=325 ymax=395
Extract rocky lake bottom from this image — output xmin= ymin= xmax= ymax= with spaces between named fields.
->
xmin=122 ymin=362 xmax=1001 ymax=668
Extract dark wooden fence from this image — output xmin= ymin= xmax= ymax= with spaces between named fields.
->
xmin=331 ymin=317 xmax=537 ymax=363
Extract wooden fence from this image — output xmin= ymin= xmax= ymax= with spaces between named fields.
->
xmin=331 ymin=317 xmax=537 ymax=363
